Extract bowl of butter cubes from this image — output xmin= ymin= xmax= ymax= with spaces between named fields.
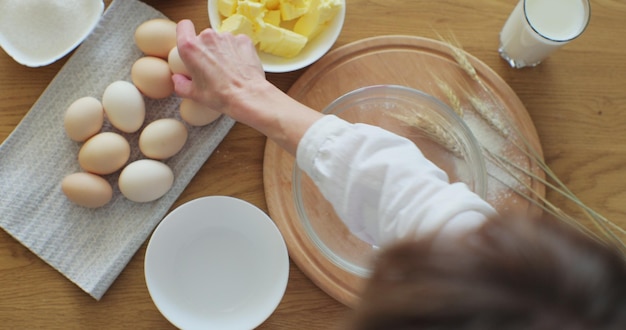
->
xmin=208 ymin=0 xmax=345 ymax=73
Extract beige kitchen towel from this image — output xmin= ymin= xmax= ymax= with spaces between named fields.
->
xmin=0 ymin=0 xmax=235 ymax=300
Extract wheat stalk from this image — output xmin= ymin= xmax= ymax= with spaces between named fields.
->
xmin=397 ymin=35 xmax=626 ymax=257
xmin=384 ymin=111 xmax=463 ymax=157
xmin=485 ymin=147 xmax=626 ymax=256
xmin=435 ymin=78 xmax=463 ymax=117
xmin=425 ymin=32 xmax=626 ymax=256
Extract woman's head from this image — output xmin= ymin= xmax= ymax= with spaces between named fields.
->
xmin=350 ymin=216 xmax=626 ymax=330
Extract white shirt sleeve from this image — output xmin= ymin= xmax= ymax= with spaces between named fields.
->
xmin=296 ymin=115 xmax=497 ymax=247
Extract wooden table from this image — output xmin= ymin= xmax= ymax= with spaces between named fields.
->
xmin=1 ymin=0 xmax=625 ymax=328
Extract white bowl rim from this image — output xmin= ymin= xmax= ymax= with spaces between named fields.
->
xmin=145 ymin=195 xmax=290 ymax=330
xmin=0 ymin=0 xmax=104 ymax=67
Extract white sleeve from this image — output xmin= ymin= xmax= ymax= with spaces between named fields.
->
xmin=296 ymin=115 xmax=497 ymax=246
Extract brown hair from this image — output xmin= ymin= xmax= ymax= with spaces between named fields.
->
xmin=349 ymin=216 xmax=626 ymax=330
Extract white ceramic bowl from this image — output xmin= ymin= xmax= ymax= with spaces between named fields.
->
xmin=0 ymin=0 xmax=104 ymax=67
xmin=293 ymin=85 xmax=488 ymax=277
xmin=145 ymin=196 xmax=289 ymax=330
xmin=207 ymin=0 xmax=345 ymax=73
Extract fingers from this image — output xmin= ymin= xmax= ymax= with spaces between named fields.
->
xmin=171 ymin=19 xmax=265 ymax=117
xmin=172 ymin=73 xmax=193 ymax=98
xmin=231 ymin=34 xmax=264 ymax=75
xmin=233 ymin=33 xmax=254 ymax=49
xmin=175 ymin=20 xmax=199 ymax=64
xmin=233 ymin=34 xmax=256 ymax=59
xmin=176 ymin=19 xmax=197 ymax=48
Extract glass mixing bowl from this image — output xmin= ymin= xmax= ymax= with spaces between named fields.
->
xmin=293 ymin=84 xmax=487 ymax=277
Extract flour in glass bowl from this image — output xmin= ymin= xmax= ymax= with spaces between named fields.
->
xmin=460 ymin=110 xmax=530 ymax=213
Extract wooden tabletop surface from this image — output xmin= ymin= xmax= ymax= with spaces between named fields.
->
xmin=2 ymin=0 xmax=626 ymax=328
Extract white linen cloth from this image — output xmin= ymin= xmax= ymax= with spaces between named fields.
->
xmin=0 ymin=0 xmax=235 ymax=300
xmin=297 ymin=115 xmax=497 ymax=246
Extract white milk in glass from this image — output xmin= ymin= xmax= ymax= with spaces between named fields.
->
xmin=499 ymin=0 xmax=590 ymax=68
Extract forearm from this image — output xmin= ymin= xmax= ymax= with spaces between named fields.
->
xmin=229 ymin=80 xmax=323 ymax=155
xmin=297 ymin=115 xmax=497 ymax=246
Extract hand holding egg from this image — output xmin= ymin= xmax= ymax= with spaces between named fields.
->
xmin=167 ymin=47 xmax=190 ymax=77
xmin=173 ymin=19 xmax=265 ymax=117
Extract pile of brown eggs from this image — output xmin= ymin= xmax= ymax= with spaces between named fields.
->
xmin=61 ymin=18 xmax=221 ymax=209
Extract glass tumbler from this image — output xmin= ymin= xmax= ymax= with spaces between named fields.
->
xmin=499 ymin=0 xmax=590 ymax=68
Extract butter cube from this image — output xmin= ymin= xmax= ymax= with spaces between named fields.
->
xmin=256 ymin=21 xmax=308 ymax=57
xmin=280 ymin=0 xmax=311 ymax=21
xmin=293 ymin=0 xmax=341 ymax=38
xmin=219 ymin=14 xmax=258 ymax=44
xmin=264 ymin=10 xmax=282 ymax=26
xmin=218 ymin=0 xmax=238 ymax=17
xmin=237 ymin=0 xmax=266 ymax=21
xmin=265 ymin=0 xmax=280 ymax=10
xmin=318 ymin=0 xmax=342 ymax=22
xmin=218 ymin=0 xmax=340 ymax=58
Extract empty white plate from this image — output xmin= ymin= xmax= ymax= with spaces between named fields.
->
xmin=145 ymin=196 xmax=289 ymax=330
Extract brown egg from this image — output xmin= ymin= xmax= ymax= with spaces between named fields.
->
xmin=139 ymin=118 xmax=188 ymax=160
xmin=134 ymin=18 xmax=177 ymax=58
xmin=64 ymin=96 xmax=104 ymax=142
xmin=78 ymin=132 xmax=131 ymax=175
xmin=167 ymin=47 xmax=190 ymax=77
xmin=61 ymin=172 xmax=113 ymax=208
xmin=131 ymin=56 xmax=174 ymax=99
xmin=118 ymin=159 xmax=174 ymax=203
xmin=179 ymin=98 xmax=222 ymax=127
xmin=102 ymin=80 xmax=145 ymax=133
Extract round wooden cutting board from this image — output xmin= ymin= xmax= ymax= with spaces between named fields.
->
xmin=263 ymin=35 xmax=544 ymax=307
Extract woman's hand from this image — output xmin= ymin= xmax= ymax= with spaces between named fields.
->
xmin=171 ymin=19 xmax=323 ymax=155
xmin=172 ymin=19 xmax=265 ymax=119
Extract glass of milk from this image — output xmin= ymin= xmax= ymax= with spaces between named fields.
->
xmin=499 ymin=0 xmax=590 ymax=68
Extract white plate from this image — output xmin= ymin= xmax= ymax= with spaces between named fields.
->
xmin=145 ymin=196 xmax=289 ymax=330
xmin=0 ymin=0 xmax=104 ymax=67
xmin=207 ymin=0 xmax=345 ymax=73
